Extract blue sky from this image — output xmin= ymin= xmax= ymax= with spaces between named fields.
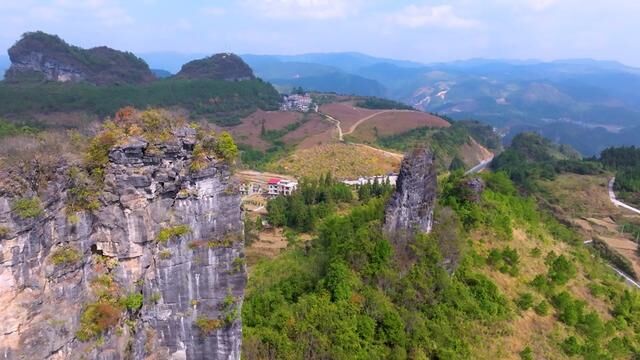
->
xmin=1 ymin=0 xmax=639 ymax=66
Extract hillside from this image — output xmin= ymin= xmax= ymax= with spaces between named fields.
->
xmin=0 ymin=78 xmax=281 ymax=126
xmin=4 ymin=31 xmax=154 ymax=85
xmin=244 ymin=152 xmax=640 ymax=359
xmin=236 ymin=53 xmax=640 ymax=156
xmin=175 ymin=53 xmax=255 ymax=81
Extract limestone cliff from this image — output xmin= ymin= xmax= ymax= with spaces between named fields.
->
xmin=0 ymin=127 xmax=245 ymax=359
xmin=175 ymin=54 xmax=255 ymax=82
xmin=383 ymin=148 xmax=437 ymax=246
xmin=5 ymin=31 xmax=155 ymax=85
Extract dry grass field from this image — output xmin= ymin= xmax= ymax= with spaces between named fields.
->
xmin=269 ymin=142 xmax=401 ymax=179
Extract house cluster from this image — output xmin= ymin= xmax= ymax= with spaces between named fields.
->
xmin=280 ymin=94 xmax=317 ymax=113
xmin=342 ymin=174 xmax=399 ymax=187
xmin=240 ymin=178 xmax=299 ymax=197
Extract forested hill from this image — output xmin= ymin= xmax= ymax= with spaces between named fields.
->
xmin=0 ymin=32 xmax=282 ymax=126
xmin=244 ymin=144 xmax=640 ymax=359
xmin=5 ymin=31 xmax=155 ymax=85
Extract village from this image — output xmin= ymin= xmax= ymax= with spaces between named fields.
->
xmin=238 ymin=170 xmax=398 ymax=202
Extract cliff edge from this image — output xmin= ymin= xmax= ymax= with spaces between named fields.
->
xmin=0 ymin=110 xmax=245 ymax=359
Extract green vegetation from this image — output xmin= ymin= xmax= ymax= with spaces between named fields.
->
xmin=246 ymin=166 xmax=640 ymax=358
xmin=492 ymin=132 xmax=601 ymax=191
xmin=487 ymin=247 xmax=520 ymax=276
xmin=377 ymin=120 xmax=501 ymax=169
xmin=11 ymin=196 xmax=44 ymax=219
xmin=600 ymin=146 xmax=640 ymax=206
xmin=50 ymin=245 xmax=81 ymax=266
xmin=195 ymin=316 xmax=223 ymax=335
xmin=156 ymin=225 xmax=191 ymax=243
xmin=0 ymin=78 xmax=280 ymax=126
xmin=0 ymin=119 xmax=39 ymax=138
xmin=266 ymin=173 xmax=355 ymax=232
xmin=120 ymin=292 xmax=143 ymax=312
xmin=76 ymin=302 xmax=122 ymax=341
xmin=355 ymin=97 xmax=414 ymax=110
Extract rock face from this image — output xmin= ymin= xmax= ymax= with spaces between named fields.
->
xmin=0 ymin=129 xmax=245 ymax=359
xmin=383 ymin=148 xmax=437 ymax=245
xmin=175 ymin=54 xmax=255 ymax=81
xmin=5 ymin=31 xmax=155 ymax=85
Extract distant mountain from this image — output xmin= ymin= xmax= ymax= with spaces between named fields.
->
xmin=151 ymin=69 xmax=172 ymax=78
xmin=175 ymin=53 xmax=255 ymax=81
xmin=239 ymin=53 xmax=640 ymax=155
xmin=140 ymin=52 xmax=207 ymax=74
xmin=5 ymin=31 xmax=155 ymax=85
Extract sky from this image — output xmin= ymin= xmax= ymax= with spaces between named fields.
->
xmin=0 ymin=0 xmax=639 ymax=66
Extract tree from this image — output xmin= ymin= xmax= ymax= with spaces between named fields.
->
xmin=449 ymin=156 xmax=466 ymax=171
xmin=215 ymin=131 xmax=239 ymax=163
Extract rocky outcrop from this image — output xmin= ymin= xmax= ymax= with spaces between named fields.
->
xmin=0 ymin=128 xmax=245 ymax=359
xmin=175 ymin=54 xmax=255 ymax=81
xmin=4 ymin=31 xmax=155 ymax=85
xmin=383 ymin=148 xmax=437 ymax=246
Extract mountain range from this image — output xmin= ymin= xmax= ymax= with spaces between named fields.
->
xmin=2 ymin=44 xmax=640 ymax=155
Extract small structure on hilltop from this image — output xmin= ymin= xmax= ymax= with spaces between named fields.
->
xmin=280 ymin=94 xmax=317 ymax=112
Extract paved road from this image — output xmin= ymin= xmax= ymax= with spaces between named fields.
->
xmin=608 ymin=177 xmax=640 ymax=215
xmin=465 ymin=156 xmax=494 ymax=175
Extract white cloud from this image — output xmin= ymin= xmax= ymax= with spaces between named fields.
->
xmin=246 ymin=0 xmax=359 ymax=20
xmin=202 ymin=6 xmax=226 ymax=16
xmin=388 ymin=4 xmax=481 ymax=29
xmin=527 ymin=0 xmax=559 ymax=11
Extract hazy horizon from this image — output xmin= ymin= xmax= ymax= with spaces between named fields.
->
xmin=0 ymin=1 xmax=639 ymax=67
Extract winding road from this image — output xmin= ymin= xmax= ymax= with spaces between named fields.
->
xmin=320 ymin=109 xmax=416 ymax=142
xmin=608 ymin=177 xmax=640 ymax=215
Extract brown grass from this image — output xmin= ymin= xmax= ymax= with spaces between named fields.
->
xmin=269 ymin=143 xmax=401 ymax=179
xmin=318 ymin=102 xmax=379 ymax=129
xmin=217 ymin=110 xmax=303 ymax=150
xmin=348 ymin=111 xmax=450 ymax=143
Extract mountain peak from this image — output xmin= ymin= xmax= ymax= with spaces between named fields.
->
xmin=175 ymin=53 xmax=255 ymax=81
xmin=4 ymin=31 xmax=155 ymax=85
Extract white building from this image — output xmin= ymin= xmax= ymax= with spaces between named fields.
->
xmin=280 ymin=94 xmax=315 ymax=113
xmin=240 ymin=182 xmax=262 ymax=196
xmin=342 ymin=174 xmax=398 ymax=187
xmin=267 ymin=178 xmax=299 ymax=196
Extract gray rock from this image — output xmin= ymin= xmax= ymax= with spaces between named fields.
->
xmin=0 ymin=130 xmax=245 ymax=359
xmin=383 ymin=148 xmax=437 ymax=247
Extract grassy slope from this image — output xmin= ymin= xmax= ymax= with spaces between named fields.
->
xmin=243 ymin=172 xmax=640 ymax=359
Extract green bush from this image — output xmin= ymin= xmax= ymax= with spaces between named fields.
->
xmin=195 ymin=316 xmax=223 ymax=335
xmin=534 ymin=300 xmax=550 ymax=316
xmin=548 ymin=255 xmax=576 ymax=285
xmin=121 ymin=293 xmax=144 ymax=312
xmin=156 ymin=225 xmax=191 ymax=243
xmin=561 ymin=336 xmax=582 ymax=356
xmin=12 ymin=197 xmax=44 ymax=219
xmin=519 ymin=346 xmax=533 ymax=360
xmin=76 ymin=302 xmax=122 ymax=341
xmin=51 ymin=246 xmax=81 ymax=266
xmin=487 ymin=247 xmax=520 ymax=276
xmin=517 ymin=292 xmax=535 ymax=310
